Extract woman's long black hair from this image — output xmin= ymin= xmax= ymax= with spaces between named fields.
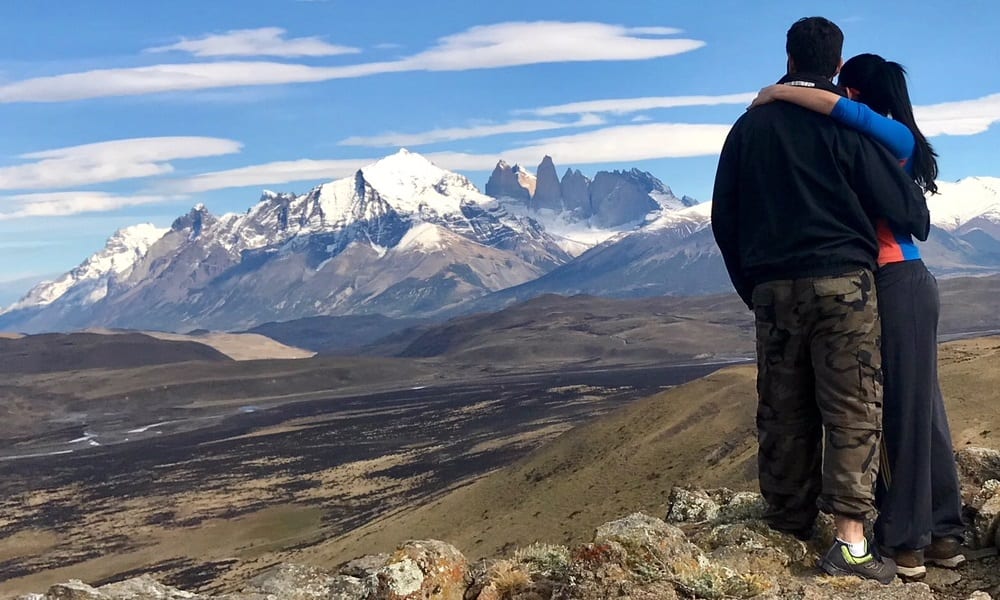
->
xmin=838 ymin=53 xmax=939 ymax=194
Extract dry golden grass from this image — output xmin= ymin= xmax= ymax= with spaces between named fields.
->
xmin=138 ymin=331 xmax=315 ymax=361
xmin=487 ymin=559 xmax=533 ymax=597
xmin=303 ymin=337 xmax=1000 ymax=570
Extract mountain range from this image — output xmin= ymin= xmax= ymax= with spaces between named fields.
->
xmin=1 ymin=151 xmax=568 ymax=331
xmin=2 ymin=150 xmax=1000 ymax=333
xmin=462 ymin=178 xmax=1000 ymax=313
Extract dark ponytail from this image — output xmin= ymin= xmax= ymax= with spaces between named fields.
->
xmin=839 ymin=54 xmax=939 ymax=194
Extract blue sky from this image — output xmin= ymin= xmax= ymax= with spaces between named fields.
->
xmin=2 ymin=0 xmax=999 ymax=304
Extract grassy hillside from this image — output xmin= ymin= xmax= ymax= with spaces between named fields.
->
xmin=303 ymin=336 xmax=1000 ymax=567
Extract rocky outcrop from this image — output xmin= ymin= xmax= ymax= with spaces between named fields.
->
xmin=369 ymin=540 xmax=468 ymax=600
xmin=485 ymin=159 xmax=680 ymax=227
xmin=560 ymin=168 xmax=590 ymax=216
xmin=531 ymin=156 xmax=563 ymax=212
xmin=485 ymin=161 xmax=532 ymax=203
xmin=956 ymin=448 xmax=1000 ymax=550
xmin=170 ymin=204 xmax=216 ymax=237
xmin=589 ymin=170 xmax=661 ymax=227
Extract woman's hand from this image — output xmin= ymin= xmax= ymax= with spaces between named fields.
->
xmin=748 ymin=85 xmax=785 ymax=110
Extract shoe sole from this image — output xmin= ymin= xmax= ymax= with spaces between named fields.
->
xmin=896 ymin=564 xmax=927 ymax=579
xmin=819 ymin=559 xmax=896 ymax=585
xmin=926 ymin=554 xmax=966 ymax=568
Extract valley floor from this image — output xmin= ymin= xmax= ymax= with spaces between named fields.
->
xmin=0 ymin=361 xmax=726 ymax=596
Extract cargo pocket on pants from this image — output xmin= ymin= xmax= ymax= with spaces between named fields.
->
xmin=857 ymin=350 xmax=883 ymax=427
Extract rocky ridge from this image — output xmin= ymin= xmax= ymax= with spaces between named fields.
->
xmin=19 ymin=447 xmax=1000 ymax=600
xmin=485 ymin=156 xmax=696 ymax=229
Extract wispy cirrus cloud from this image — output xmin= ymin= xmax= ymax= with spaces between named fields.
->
xmin=401 ymin=22 xmax=704 ymax=70
xmin=339 ymin=114 xmax=605 ymax=147
xmin=171 ymin=121 xmax=730 ymax=193
xmin=171 ymin=157 xmax=373 ymax=193
xmin=522 ymin=92 xmax=756 ymax=116
xmin=519 ymin=90 xmax=1000 ymax=136
xmin=0 ymin=137 xmax=242 ymax=191
xmin=0 ymin=191 xmax=176 ymax=220
xmin=0 ymin=22 xmax=705 ymax=103
xmin=429 ymin=123 xmax=732 ymax=171
xmin=916 ymin=93 xmax=1000 ymax=136
xmin=146 ymin=27 xmax=360 ymax=58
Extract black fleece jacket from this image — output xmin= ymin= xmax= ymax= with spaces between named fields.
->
xmin=711 ymin=73 xmax=930 ymax=308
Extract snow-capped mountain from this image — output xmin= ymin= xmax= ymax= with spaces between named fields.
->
xmin=454 ymin=202 xmax=724 ymax=314
xmin=0 ymin=150 xmax=568 ymax=332
xmin=929 ymin=177 xmax=1000 ymax=235
xmin=5 ymin=224 xmax=167 ymax=313
xmin=4 ymin=154 xmax=999 ymax=335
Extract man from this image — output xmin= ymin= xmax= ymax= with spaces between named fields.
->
xmin=711 ymin=17 xmax=930 ymax=584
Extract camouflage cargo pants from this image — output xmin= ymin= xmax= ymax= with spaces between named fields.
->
xmin=752 ymin=269 xmax=883 ymax=532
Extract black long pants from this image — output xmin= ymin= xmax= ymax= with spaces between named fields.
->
xmin=874 ymin=260 xmax=965 ymax=550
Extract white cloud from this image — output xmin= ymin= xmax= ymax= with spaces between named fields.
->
xmin=0 ymin=62 xmax=351 ymax=103
xmin=0 ymin=271 xmax=59 ymax=284
xmin=431 ymin=123 xmax=732 ymax=169
xmin=0 ymin=22 xmax=704 ymax=103
xmin=916 ymin=93 xmax=1000 ymax=136
xmin=0 ymin=137 xmax=241 ymax=191
xmin=0 ymin=192 xmax=173 ymax=220
xmin=399 ymin=21 xmax=704 ymax=71
xmin=339 ymin=115 xmax=605 ymax=147
xmin=524 ymin=92 xmax=756 ymax=116
xmin=0 ymin=240 xmax=60 ymax=250
xmin=626 ymin=27 xmax=685 ymax=35
xmin=174 ymin=121 xmax=730 ymax=193
xmin=146 ymin=27 xmax=359 ymax=58
xmin=171 ymin=157 xmax=373 ymax=193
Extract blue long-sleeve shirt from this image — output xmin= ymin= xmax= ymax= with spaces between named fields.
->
xmin=831 ymin=97 xmax=922 ymax=264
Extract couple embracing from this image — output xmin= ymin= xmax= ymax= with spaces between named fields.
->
xmin=712 ymin=16 xmax=964 ymax=583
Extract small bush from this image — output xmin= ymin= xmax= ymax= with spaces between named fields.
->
xmin=488 ymin=559 xmax=532 ymax=597
xmin=515 ymin=543 xmax=571 ymax=577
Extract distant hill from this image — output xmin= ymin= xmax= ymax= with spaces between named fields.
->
xmin=139 ymin=330 xmax=315 ymax=361
xmin=379 ymin=293 xmax=753 ymax=368
xmin=938 ymin=273 xmax=1000 ymax=335
xmin=370 ymin=274 xmax=1000 ymax=366
xmin=0 ymin=332 xmax=230 ymax=374
xmin=247 ymin=314 xmax=425 ymax=355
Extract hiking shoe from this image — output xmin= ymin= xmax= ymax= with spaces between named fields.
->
xmin=925 ymin=536 xmax=966 ymax=568
xmin=880 ymin=547 xmax=926 ymax=580
xmin=819 ymin=540 xmax=897 ymax=584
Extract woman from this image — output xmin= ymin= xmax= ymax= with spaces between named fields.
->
xmin=751 ymin=53 xmax=966 ymax=580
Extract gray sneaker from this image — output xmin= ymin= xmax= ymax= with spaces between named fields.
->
xmin=819 ymin=540 xmax=897 ymax=584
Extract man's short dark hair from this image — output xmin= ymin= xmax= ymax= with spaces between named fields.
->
xmin=786 ymin=17 xmax=844 ymax=77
